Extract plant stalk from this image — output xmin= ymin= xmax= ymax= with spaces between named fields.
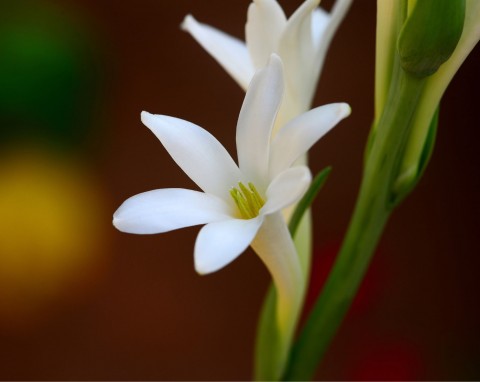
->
xmin=283 ymin=68 xmax=426 ymax=381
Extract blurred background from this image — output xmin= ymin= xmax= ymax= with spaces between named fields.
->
xmin=0 ymin=0 xmax=478 ymax=380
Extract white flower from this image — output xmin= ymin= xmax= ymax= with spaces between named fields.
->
xmin=114 ymin=53 xmax=349 ymax=276
xmin=113 ymin=55 xmax=350 ymax=376
xmin=182 ymin=0 xmax=352 ymax=125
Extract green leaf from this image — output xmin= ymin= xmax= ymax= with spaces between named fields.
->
xmin=398 ymin=0 xmax=466 ymax=77
xmin=254 ymin=286 xmax=281 ymax=381
xmin=289 ymin=167 xmax=332 ymax=237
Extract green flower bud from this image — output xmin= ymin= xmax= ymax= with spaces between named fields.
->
xmin=398 ymin=0 xmax=465 ymax=77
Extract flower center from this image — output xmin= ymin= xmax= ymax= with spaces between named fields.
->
xmin=230 ymin=182 xmax=265 ymax=219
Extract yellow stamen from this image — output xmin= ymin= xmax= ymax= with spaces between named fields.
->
xmin=230 ymin=182 xmax=265 ymax=219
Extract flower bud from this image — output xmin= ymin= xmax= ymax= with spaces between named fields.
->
xmin=398 ymin=0 xmax=465 ymax=77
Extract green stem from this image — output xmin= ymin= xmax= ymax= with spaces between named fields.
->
xmin=283 ymin=69 xmax=426 ymax=381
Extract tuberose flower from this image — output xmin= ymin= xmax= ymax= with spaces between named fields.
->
xmin=113 ymin=54 xmax=350 ymax=377
xmin=182 ymin=0 xmax=352 ymax=126
xmin=182 ymin=1 xmax=353 ymax=288
xmin=114 ymin=53 xmax=349 ymax=278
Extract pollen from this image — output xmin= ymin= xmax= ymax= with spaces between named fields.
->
xmin=230 ymin=182 xmax=265 ymax=219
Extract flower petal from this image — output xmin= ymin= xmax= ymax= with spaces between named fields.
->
xmin=278 ymin=0 xmax=320 ymax=107
xmin=311 ymin=8 xmax=330 ymax=49
xmin=141 ymin=111 xmax=244 ymax=201
xmin=269 ymin=103 xmax=351 ymax=178
xmin=194 ymin=217 xmax=263 ymax=274
xmin=261 ymin=166 xmax=312 ymax=215
xmin=312 ymin=0 xmax=353 ymax=87
xmin=113 ymin=188 xmax=233 ymax=234
xmin=181 ymin=15 xmax=255 ymax=90
xmin=246 ymin=0 xmax=287 ymax=69
xmin=236 ymin=54 xmax=284 ymax=188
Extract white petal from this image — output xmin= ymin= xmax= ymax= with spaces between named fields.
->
xmin=261 ymin=166 xmax=312 ymax=215
xmin=181 ymin=15 xmax=255 ymax=90
xmin=245 ymin=0 xmax=287 ymax=69
xmin=312 ymin=0 xmax=353 ymax=89
xmin=141 ymin=112 xmax=244 ymax=201
xmin=194 ymin=217 xmax=263 ymax=274
xmin=278 ymin=0 xmax=320 ymax=107
xmin=113 ymin=188 xmax=233 ymax=234
xmin=269 ymin=103 xmax=351 ymax=178
xmin=236 ymin=54 xmax=284 ymax=188
xmin=326 ymin=0 xmax=353 ymax=36
xmin=311 ymin=8 xmax=330 ymax=49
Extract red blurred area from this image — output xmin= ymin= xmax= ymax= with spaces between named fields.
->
xmin=304 ymin=241 xmax=389 ymax=319
xmin=347 ymin=339 xmax=426 ymax=381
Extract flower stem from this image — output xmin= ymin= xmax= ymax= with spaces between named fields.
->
xmin=283 ymin=68 xmax=426 ymax=380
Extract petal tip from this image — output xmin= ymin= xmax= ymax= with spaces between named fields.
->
xmin=194 ymin=235 xmax=233 ymax=275
xmin=112 ymin=215 xmax=125 ymax=232
xmin=194 ymin=254 xmax=217 ymax=276
xmin=292 ymin=165 xmax=313 ymax=187
xmin=306 ymin=0 xmax=321 ymax=10
xmin=301 ymin=166 xmax=313 ymax=182
xmin=140 ymin=110 xmax=152 ymax=119
xmin=268 ymin=52 xmax=283 ymax=67
xmin=181 ymin=14 xmax=196 ymax=31
xmin=194 ymin=262 xmax=209 ymax=276
xmin=140 ymin=111 xmax=156 ymax=128
xmin=339 ymin=103 xmax=352 ymax=117
xmin=112 ymin=205 xmax=132 ymax=233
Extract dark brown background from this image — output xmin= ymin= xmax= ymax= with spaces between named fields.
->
xmin=0 ymin=0 xmax=479 ymax=380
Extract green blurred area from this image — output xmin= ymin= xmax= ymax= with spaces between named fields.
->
xmin=0 ymin=1 xmax=103 ymax=150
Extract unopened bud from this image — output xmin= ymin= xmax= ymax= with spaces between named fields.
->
xmin=398 ymin=0 xmax=465 ymax=77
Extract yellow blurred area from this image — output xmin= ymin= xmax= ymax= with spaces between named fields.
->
xmin=0 ymin=146 xmax=110 ymax=327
